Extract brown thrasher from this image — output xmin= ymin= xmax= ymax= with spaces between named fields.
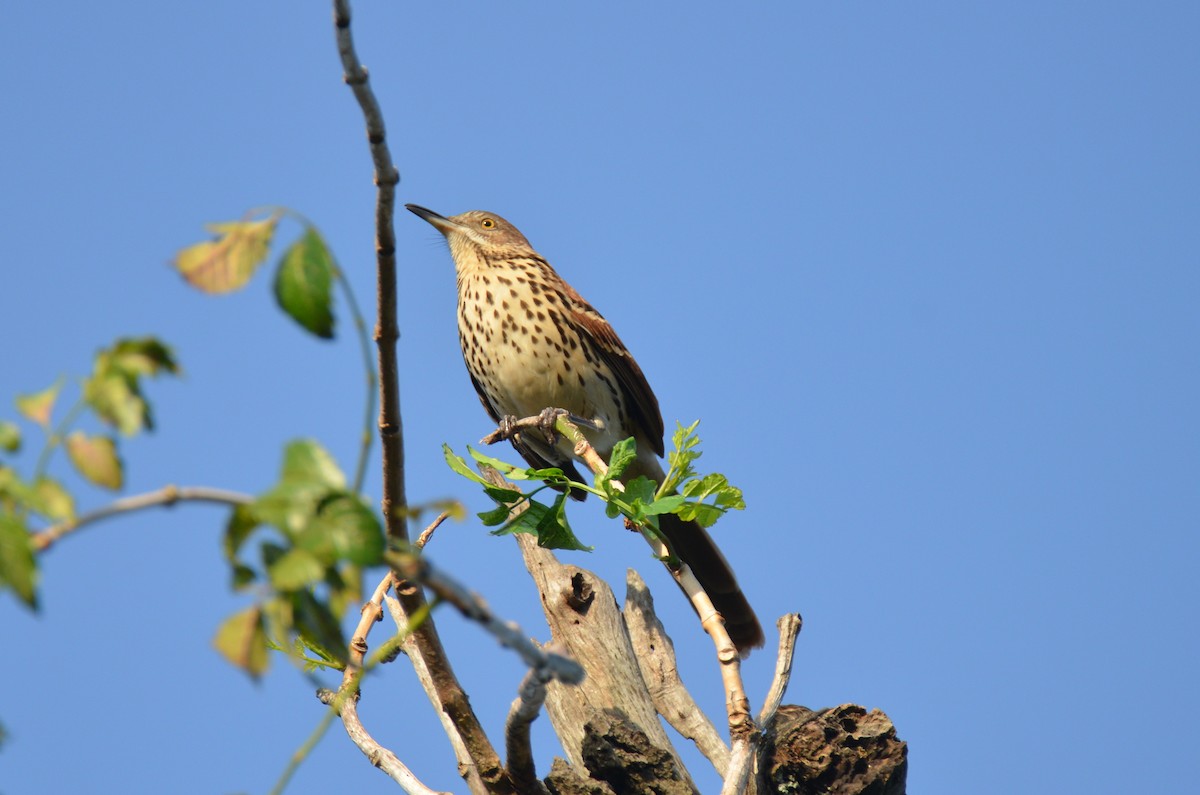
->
xmin=407 ymin=204 xmax=764 ymax=654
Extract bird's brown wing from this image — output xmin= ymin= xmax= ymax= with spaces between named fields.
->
xmin=560 ymin=282 xmax=666 ymax=457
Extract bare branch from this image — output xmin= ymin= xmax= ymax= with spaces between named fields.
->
xmin=719 ymin=740 xmax=756 ymax=795
xmin=384 ymin=594 xmax=489 ymax=795
xmin=319 ymin=688 xmax=451 ymax=795
xmin=330 ymin=4 xmax=510 ymax=791
xmin=415 ymin=510 xmax=451 ymax=549
xmin=757 ymin=614 xmax=803 ymax=729
xmin=31 ymin=485 xmax=252 ymax=552
xmin=329 ymin=2 xmax=403 ymax=539
xmin=385 ymin=551 xmax=584 ymax=686
xmin=504 ymin=668 xmax=554 ymax=795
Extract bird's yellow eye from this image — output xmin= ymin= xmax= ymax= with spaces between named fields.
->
xmin=481 ymin=218 xmax=495 ymax=230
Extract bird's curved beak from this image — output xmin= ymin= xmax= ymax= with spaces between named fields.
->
xmin=405 ymin=203 xmax=458 ymax=235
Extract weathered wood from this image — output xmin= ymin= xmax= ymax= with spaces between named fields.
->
xmin=624 ymin=569 xmax=730 ymax=775
xmin=760 ymin=704 xmax=907 ymax=794
xmin=513 ymin=533 xmax=696 ymax=793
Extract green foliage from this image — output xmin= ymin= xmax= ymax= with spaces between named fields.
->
xmin=214 ymin=605 xmax=271 ymax=677
xmin=443 ymin=421 xmax=744 ymax=554
xmin=0 ymin=511 xmax=37 ymax=609
xmin=274 ymin=227 xmax=336 ymax=339
xmin=218 ymin=439 xmax=385 ymax=676
xmin=0 ymin=421 xmax=20 ymax=453
xmin=0 ymin=337 xmax=178 ymax=609
xmin=15 ymin=380 xmax=61 ymax=428
xmin=65 ymin=432 xmax=123 ymax=490
xmin=442 ymin=444 xmax=593 ymax=551
xmin=84 ymin=337 xmax=179 ymax=435
xmin=175 ymin=210 xmax=342 ymax=341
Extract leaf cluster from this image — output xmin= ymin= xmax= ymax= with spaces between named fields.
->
xmin=217 ymin=440 xmax=385 ymax=677
xmin=442 ymin=421 xmax=744 ymax=555
xmin=0 ymin=337 xmax=178 ymax=608
xmin=173 ymin=212 xmax=340 ymax=340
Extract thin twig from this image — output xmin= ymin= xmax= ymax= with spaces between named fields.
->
xmin=311 ymin=572 xmax=448 ymax=795
xmin=319 ymin=688 xmax=450 ymax=795
xmin=504 ymin=668 xmax=554 ymax=795
xmin=268 ymin=706 xmax=340 ymax=795
xmin=384 ymin=551 xmax=584 ymax=685
xmin=757 ymin=614 xmax=803 ymax=729
xmin=31 ymin=485 xmax=253 ymax=552
xmin=384 ymin=595 xmax=489 ymax=795
xmin=330 ymin=0 xmax=404 ymax=540
xmin=415 ymin=510 xmax=450 ymax=549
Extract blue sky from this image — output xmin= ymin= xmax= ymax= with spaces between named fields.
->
xmin=3 ymin=2 xmax=1197 ymax=793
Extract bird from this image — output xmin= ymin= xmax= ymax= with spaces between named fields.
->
xmin=406 ymin=203 xmax=764 ymax=655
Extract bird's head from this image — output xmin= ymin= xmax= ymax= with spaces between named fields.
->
xmin=406 ymin=204 xmax=534 ymax=271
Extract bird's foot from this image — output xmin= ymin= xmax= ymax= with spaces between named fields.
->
xmin=482 ymin=409 xmax=604 ymax=446
xmin=482 ymin=414 xmax=524 ymax=445
xmin=535 ymin=407 xmax=570 ymax=445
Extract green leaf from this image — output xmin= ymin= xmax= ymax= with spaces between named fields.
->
xmin=483 ymin=484 xmax=524 ymax=503
xmin=84 ymin=372 xmax=147 ymax=436
xmin=32 ymin=477 xmax=74 ymax=521
xmin=490 ymin=499 xmax=548 ymax=538
xmin=677 ymin=503 xmax=725 ymax=528
xmin=606 ymin=437 xmax=637 ymax=480
xmin=0 ymin=467 xmax=35 ymax=511
xmin=260 ymin=541 xmax=289 ymax=570
xmin=623 ymin=476 xmax=658 ymax=507
xmin=675 ymin=472 xmax=746 ymax=528
xmin=464 ymin=445 xmax=519 ymax=475
xmin=643 ymin=494 xmax=686 ymax=516
xmin=267 ymin=547 xmax=326 ymax=590
xmin=281 ymin=439 xmax=346 ymax=490
xmin=174 ymin=215 xmax=279 ymax=294
xmin=661 ymin=420 xmax=702 ymax=496
xmin=223 ymin=502 xmax=261 ymax=561
xmin=0 ymin=421 xmax=20 ymax=453
xmin=302 ymin=494 xmax=384 ymax=566
xmin=524 ymin=466 xmax=569 ymax=483
xmin=0 ymin=511 xmax=38 ymax=609
xmin=326 ymin=562 xmax=361 ymax=620
xmin=15 ymin=380 xmax=62 ymax=429
xmin=84 ymin=337 xmax=180 ymax=435
xmin=445 ymin=444 xmax=492 ymax=485
xmin=290 ymin=589 xmax=347 ymax=668
xmin=65 ymin=432 xmax=123 ymax=490
xmin=107 ymin=337 xmax=180 ymax=377
xmin=254 ymin=480 xmax=325 ymax=538
xmin=477 ymin=503 xmax=515 ymax=526
xmin=535 ymin=494 xmax=592 ymax=551
xmin=231 ymin=562 xmax=258 ymax=590
xmin=213 ymin=605 xmax=270 ymax=677
xmin=274 ymin=227 xmax=336 ymax=339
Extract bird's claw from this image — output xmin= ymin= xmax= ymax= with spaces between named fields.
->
xmin=536 ymin=407 xmax=569 ymax=445
xmin=482 ymin=409 xmax=604 ymax=447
